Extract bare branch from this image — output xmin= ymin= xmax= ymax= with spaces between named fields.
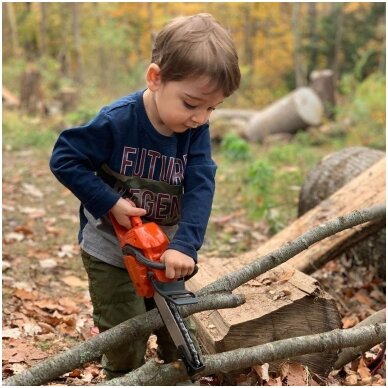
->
xmin=200 ymin=204 xmax=385 ymax=295
xmin=335 ymin=309 xmax=386 ymax=369
xmin=105 ymin=324 xmax=386 ymax=386
xmin=3 ymin=292 xmax=245 ymax=386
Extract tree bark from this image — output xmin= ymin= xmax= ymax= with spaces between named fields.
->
xmin=104 ymin=324 xmax=386 ymax=386
xmin=4 ymin=205 xmax=385 ymax=385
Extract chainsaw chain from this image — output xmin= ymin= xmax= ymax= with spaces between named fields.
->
xmin=167 ymin=300 xmax=202 ymax=368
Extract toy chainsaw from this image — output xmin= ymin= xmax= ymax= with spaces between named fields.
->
xmin=109 ymin=214 xmax=205 ymax=376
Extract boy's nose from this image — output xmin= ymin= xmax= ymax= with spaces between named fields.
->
xmin=192 ymin=110 xmax=211 ymax=125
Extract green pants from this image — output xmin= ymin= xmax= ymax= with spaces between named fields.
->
xmin=81 ymin=250 xmax=197 ymax=377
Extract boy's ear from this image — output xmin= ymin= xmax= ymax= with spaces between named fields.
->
xmin=146 ymin=63 xmax=162 ymax=91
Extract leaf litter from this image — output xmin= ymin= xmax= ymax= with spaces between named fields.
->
xmin=2 ymin=148 xmax=385 ymax=385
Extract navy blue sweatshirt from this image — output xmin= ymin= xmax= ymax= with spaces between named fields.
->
xmin=50 ymin=90 xmax=216 ymax=266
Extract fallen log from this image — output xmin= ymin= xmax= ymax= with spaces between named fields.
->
xmin=188 ymin=159 xmax=385 ymax=375
xmin=209 ymin=109 xmax=255 ymax=141
xmin=244 ymin=87 xmax=323 ymax=142
xmin=298 ymin=148 xmax=385 ymax=276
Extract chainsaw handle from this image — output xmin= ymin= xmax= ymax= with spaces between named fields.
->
xmin=123 ymin=245 xmax=198 ymax=281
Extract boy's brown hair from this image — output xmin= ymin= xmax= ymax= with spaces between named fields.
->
xmin=151 ymin=13 xmax=240 ymax=97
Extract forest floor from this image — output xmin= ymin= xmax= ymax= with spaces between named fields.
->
xmin=2 ymin=147 xmax=386 ymax=386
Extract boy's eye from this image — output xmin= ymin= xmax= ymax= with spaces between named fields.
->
xmin=183 ymin=101 xmax=197 ymax=110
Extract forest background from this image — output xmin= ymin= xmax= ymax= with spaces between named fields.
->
xmin=3 ymin=1 xmax=386 ymax=245
xmin=2 ymin=2 xmax=387 ymax=385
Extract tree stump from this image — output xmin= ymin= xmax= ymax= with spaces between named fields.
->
xmin=20 ymin=62 xmax=44 ymax=115
xmin=298 ymin=147 xmax=385 ymax=276
xmin=58 ymin=86 xmax=77 ymax=113
xmin=245 ymin=87 xmax=323 ymax=142
xmin=310 ymin=69 xmax=336 ymax=119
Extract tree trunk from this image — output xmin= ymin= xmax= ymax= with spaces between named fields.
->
xmin=307 ymin=3 xmax=318 ymax=76
xmin=298 ymin=148 xmax=385 ymax=276
xmin=39 ymin=3 xmax=48 ymax=56
xmin=4 ymin=2 xmax=20 ymax=56
xmin=331 ymin=3 xmax=344 ymax=86
xmin=245 ymin=87 xmax=323 ymax=142
xmin=71 ymin=2 xmax=83 ymax=83
xmin=310 ymin=69 xmax=336 ymax=119
xmin=292 ymin=3 xmax=305 ymax=87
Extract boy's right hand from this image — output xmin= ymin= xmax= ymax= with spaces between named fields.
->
xmin=110 ymin=198 xmax=146 ymax=229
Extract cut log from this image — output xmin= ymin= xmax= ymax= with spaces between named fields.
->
xmin=2 ymin=85 xmax=20 ymax=108
xmin=189 ymin=263 xmax=341 ymax=376
xmin=244 ymin=87 xmax=323 ymax=142
xmin=298 ymin=147 xmax=385 ymax=276
xmin=209 ymin=109 xmax=255 ymax=141
xmin=310 ymin=69 xmax=336 ymax=119
xmin=188 ymin=158 xmax=385 ymax=376
xmin=298 ymin=147 xmax=384 ymax=215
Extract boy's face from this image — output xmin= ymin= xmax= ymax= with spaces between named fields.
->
xmin=151 ymin=75 xmax=225 ymax=135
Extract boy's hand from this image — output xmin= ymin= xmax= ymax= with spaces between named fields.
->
xmin=110 ymin=198 xmax=146 ymax=229
xmin=160 ymin=249 xmax=195 ymax=279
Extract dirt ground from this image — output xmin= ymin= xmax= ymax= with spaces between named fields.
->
xmin=2 ymin=148 xmax=386 ymax=386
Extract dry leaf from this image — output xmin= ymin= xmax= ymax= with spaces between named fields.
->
xmin=39 ymin=259 xmax=58 ymax=269
xmin=62 ymin=276 xmax=87 ymax=288
xmin=278 ymin=268 xmax=295 ymax=282
xmin=21 ymin=183 xmax=43 ymax=198
xmin=252 ymin=363 xmax=270 ymax=381
xmin=2 ymin=328 xmax=22 ymax=339
xmin=4 ymin=232 xmax=25 ymax=243
xmin=345 ymin=374 xmax=359 ymax=385
xmin=14 ymin=288 xmax=38 ymax=301
xmin=23 ymin=323 xmax=42 ymax=336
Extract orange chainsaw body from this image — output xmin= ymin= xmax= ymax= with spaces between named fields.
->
xmin=110 ymin=215 xmax=170 ymax=298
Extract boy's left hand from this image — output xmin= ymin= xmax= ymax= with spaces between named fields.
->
xmin=160 ymin=249 xmax=195 ymax=279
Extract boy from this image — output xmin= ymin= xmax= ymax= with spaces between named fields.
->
xmin=50 ymin=13 xmax=240 ymax=378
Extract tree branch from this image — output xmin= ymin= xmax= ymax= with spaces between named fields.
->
xmin=335 ymin=309 xmax=386 ymax=369
xmin=105 ymin=324 xmax=386 ymax=386
xmin=3 ymin=292 xmax=245 ymax=386
xmin=200 ymin=204 xmax=385 ymax=295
